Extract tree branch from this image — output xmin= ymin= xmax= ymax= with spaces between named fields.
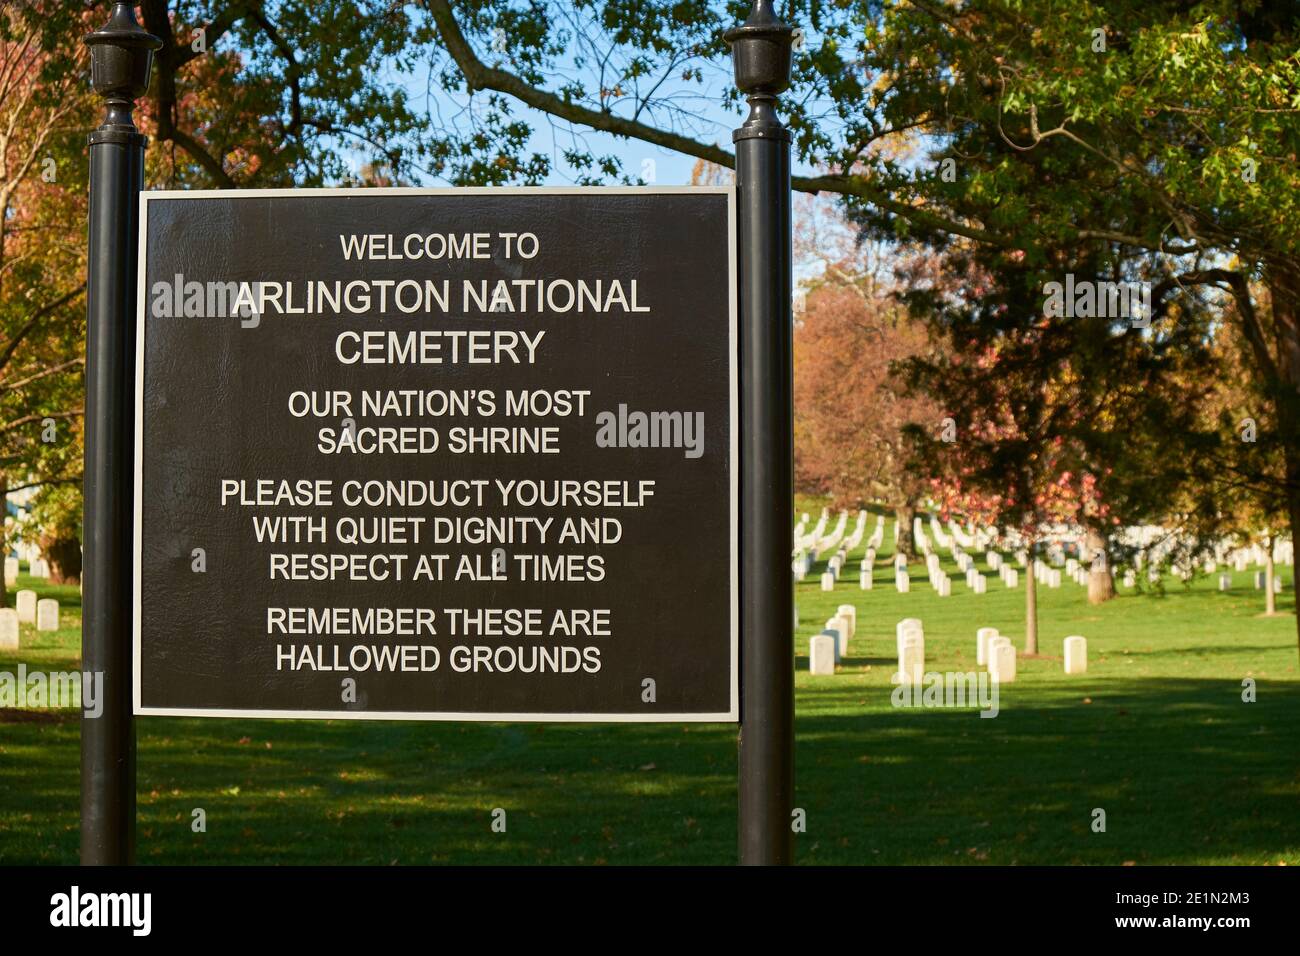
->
xmin=0 ymin=286 xmax=84 ymax=375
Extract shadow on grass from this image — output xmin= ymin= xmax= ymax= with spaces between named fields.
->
xmin=1 ymin=677 xmax=1297 ymax=865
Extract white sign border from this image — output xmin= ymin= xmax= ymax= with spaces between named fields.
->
xmin=132 ymin=185 xmax=740 ymax=723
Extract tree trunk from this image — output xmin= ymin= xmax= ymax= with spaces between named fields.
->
xmin=1268 ymin=261 xmax=1300 ymax=655
xmin=1288 ymin=491 xmax=1300 ymax=648
xmin=1025 ymin=538 xmax=1039 ymax=655
xmin=894 ymin=502 xmax=916 ymax=560
xmin=1265 ymin=535 xmax=1277 ymax=616
xmin=40 ymin=533 xmax=82 ymax=585
xmin=1085 ymin=526 xmax=1115 ymax=605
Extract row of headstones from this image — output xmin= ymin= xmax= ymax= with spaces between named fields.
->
xmin=793 ymin=510 xmax=827 ymax=547
xmin=895 ymin=622 xmax=1090 ymax=683
xmin=796 ymin=508 xmax=861 ymax=556
xmin=937 ymin=526 xmax=1020 ymax=592
xmin=814 ymin=510 xmax=850 ymax=553
xmin=1033 ymin=560 xmax=1063 ymax=589
xmin=839 ymin=511 xmax=869 ymax=553
xmin=798 ymin=513 xmax=1161 ymax=597
xmin=1223 ymin=542 xmax=1294 ymax=570
xmin=808 ymin=613 xmax=1088 ymax=681
xmin=973 ymin=626 xmax=1016 ymax=682
xmin=1107 ymin=528 xmax=1294 ymax=577
xmin=3 ymin=555 xmax=50 ymax=585
xmin=952 ymin=522 xmax=1297 ymax=577
xmin=1117 ymin=567 xmax=1288 ymax=591
xmin=893 ymin=618 xmax=1018 ymax=684
xmin=894 ymin=619 xmax=1021 ymax=684
xmin=794 ymin=508 xmax=832 ymax=552
xmin=947 ymin=522 xmax=975 ymax=549
xmin=972 ymin=626 xmax=1087 ymax=679
xmin=812 ymin=547 xmax=1018 ymax=595
xmin=1251 ymin=571 xmax=1286 ymax=592
xmin=808 ymin=603 xmax=858 ymax=673
xmin=0 ymin=592 xmax=61 ymax=650
xmin=801 ymin=544 xmax=859 ymax=584
xmin=924 ymin=552 xmax=952 ymax=596
xmin=948 ymin=525 xmax=1295 ymax=586
xmin=794 ymin=510 xmax=882 ymax=564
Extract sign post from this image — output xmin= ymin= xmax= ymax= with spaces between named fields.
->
xmin=726 ymin=1 xmax=796 ymax=865
xmin=81 ymin=2 xmax=160 ymax=866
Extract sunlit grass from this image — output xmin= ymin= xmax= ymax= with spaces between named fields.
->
xmin=2 ymin=522 xmax=1298 ymax=865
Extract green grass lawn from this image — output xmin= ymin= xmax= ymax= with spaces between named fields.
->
xmin=3 ymin=519 xmax=1299 ymax=866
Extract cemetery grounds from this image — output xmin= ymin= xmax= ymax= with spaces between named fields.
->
xmin=2 ymin=502 xmax=1298 ymax=865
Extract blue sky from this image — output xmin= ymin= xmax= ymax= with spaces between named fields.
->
xmin=382 ymin=25 xmax=824 ymax=189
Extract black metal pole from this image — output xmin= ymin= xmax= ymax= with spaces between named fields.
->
xmin=81 ymin=3 xmax=159 ymax=866
xmin=726 ymin=1 xmax=795 ymax=865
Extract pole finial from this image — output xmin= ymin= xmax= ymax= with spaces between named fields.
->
xmin=725 ymin=1 xmax=793 ymax=137
xmin=85 ymin=2 xmax=162 ymax=133
xmin=724 ymin=0 xmax=793 ymax=98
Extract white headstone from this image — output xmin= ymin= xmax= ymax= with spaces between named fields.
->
xmin=836 ymin=605 xmax=857 ymax=640
xmin=1064 ymin=635 xmax=1087 ymax=675
xmin=36 ymin=598 xmax=59 ymax=632
xmin=976 ymin=627 xmax=999 ymax=666
xmin=826 ymin=616 xmax=849 ymax=656
xmin=990 ymin=641 xmax=1017 ymax=683
xmin=898 ymin=634 xmax=924 ymax=685
xmin=0 ymin=608 xmax=17 ymax=651
xmin=15 ymin=589 xmax=37 ymax=624
xmin=1218 ymin=573 xmax=1231 ymax=591
xmin=860 ymin=569 xmax=873 ymax=590
xmin=820 ymin=572 xmax=834 ymax=592
xmin=1254 ymin=571 xmax=1265 ymax=590
xmin=896 ymin=618 xmax=923 ymax=658
xmin=809 ymin=634 xmax=836 ymax=675
xmin=821 ymin=626 xmax=843 ymax=663
xmin=3 ymin=557 xmax=17 ymax=586
xmin=986 ymin=635 xmax=1011 ymax=673
xmin=896 ymin=571 xmax=910 ymax=593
